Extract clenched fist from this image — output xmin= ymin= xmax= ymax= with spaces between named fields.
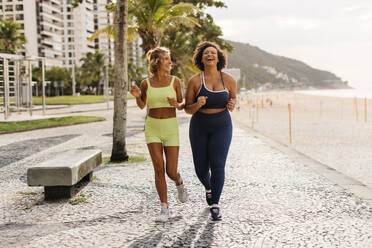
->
xmin=227 ymin=98 xmax=236 ymax=111
xmin=167 ymin=97 xmax=178 ymax=108
xmin=197 ymin=96 xmax=208 ymax=107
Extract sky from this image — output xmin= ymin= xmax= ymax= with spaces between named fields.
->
xmin=207 ymin=0 xmax=372 ymax=90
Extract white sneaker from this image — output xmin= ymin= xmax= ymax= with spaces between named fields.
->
xmin=177 ymin=184 xmax=188 ymax=203
xmin=155 ymin=203 xmax=169 ymax=222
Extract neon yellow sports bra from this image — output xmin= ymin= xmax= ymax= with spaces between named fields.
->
xmin=146 ymin=76 xmax=177 ymax=109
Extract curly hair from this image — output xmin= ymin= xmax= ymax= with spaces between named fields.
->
xmin=193 ymin=41 xmax=227 ymax=71
xmin=146 ymin=47 xmax=170 ymax=75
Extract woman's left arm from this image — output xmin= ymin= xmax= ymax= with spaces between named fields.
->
xmin=168 ymin=77 xmax=185 ymax=110
xmin=225 ymin=74 xmax=237 ymax=112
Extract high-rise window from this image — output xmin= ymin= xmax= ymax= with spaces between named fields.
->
xmin=15 ymin=14 xmax=23 ymax=20
xmin=5 ymin=5 xmax=13 ymax=11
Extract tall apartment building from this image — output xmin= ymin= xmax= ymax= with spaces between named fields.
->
xmin=37 ymin=0 xmax=64 ymax=66
xmin=62 ymin=0 xmax=95 ymax=67
xmin=0 ymin=0 xmax=119 ymax=68
xmin=95 ymin=0 xmax=114 ymax=65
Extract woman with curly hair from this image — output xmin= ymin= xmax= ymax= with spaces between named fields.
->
xmin=130 ymin=47 xmax=188 ymax=222
xmin=185 ymin=41 xmax=237 ymax=221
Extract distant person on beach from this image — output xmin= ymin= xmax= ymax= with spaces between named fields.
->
xmin=184 ymin=41 xmax=237 ymax=221
xmin=130 ymin=47 xmax=188 ymax=222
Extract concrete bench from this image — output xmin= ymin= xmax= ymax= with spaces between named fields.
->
xmin=27 ymin=149 xmax=102 ymax=200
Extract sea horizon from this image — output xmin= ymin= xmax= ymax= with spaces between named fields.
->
xmin=295 ymin=88 xmax=372 ymax=99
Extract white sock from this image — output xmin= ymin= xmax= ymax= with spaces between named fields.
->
xmin=211 ymin=204 xmax=219 ymax=208
xmin=160 ymin=202 xmax=168 ymax=208
xmin=176 ymin=174 xmax=183 ymax=186
xmin=205 ymin=189 xmax=211 ymax=193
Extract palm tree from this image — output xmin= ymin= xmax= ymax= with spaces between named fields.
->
xmin=90 ymin=0 xmax=199 ymax=55
xmin=129 ymin=0 xmax=199 ymax=54
xmin=111 ymin=0 xmax=129 ymax=162
xmin=79 ymin=51 xmax=105 ymax=95
xmin=0 ymin=18 xmax=26 ymax=54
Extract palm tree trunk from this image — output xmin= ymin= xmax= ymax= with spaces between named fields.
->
xmin=110 ymin=0 xmax=129 ymax=162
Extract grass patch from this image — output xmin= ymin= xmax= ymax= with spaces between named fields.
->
xmin=69 ymin=193 xmax=87 ymax=205
xmin=32 ymin=93 xmax=134 ymax=105
xmin=16 ymin=191 xmax=37 ymax=196
xmin=103 ymin=155 xmax=147 ymax=165
xmin=0 ymin=116 xmax=105 ymax=133
xmin=0 ymin=97 xmax=15 ymax=103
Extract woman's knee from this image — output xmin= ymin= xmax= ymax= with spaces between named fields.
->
xmin=194 ymin=164 xmax=209 ymax=176
xmin=166 ymin=169 xmax=179 ymax=181
xmin=211 ymin=165 xmax=225 ymax=177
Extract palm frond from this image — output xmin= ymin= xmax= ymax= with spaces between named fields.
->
xmin=127 ymin=25 xmax=138 ymax=42
xmin=164 ymin=16 xmax=200 ymax=29
xmin=169 ymin=2 xmax=200 ymax=16
xmin=88 ymin=25 xmax=115 ymax=42
xmin=156 ymin=2 xmax=199 ymax=28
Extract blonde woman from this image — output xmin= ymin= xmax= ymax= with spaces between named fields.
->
xmin=130 ymin=47 xmax=188 ymax=222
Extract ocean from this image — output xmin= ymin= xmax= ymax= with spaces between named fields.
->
xmin=296 ymin=89 xmax=372 ymax=99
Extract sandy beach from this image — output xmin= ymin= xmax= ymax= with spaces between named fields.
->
xmin=231 ymin=91 xmax=372 ymax=189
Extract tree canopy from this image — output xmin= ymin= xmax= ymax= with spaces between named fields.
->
xmin=0 ymin=18 xmax=27 ymax=54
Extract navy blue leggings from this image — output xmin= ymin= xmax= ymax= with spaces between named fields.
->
xmin=189 ymin=109 xmax=232 ymax=205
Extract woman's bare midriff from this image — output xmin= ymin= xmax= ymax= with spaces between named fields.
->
xmin=198 ymin=108 xmax=226 ymax=114
xmin=148 ymin=107 xmax=176 ymax=119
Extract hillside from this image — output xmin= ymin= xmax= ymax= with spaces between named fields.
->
xmin=227 ymin=41 xmax=349 ymax=90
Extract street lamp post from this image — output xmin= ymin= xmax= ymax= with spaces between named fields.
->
xmin=42 ymin=58 xmax=46 ymax=115
xmin=104 ymin=57 xmax=109 ymax=110
xmin=72 ymin=63 xmax=76 ymax=96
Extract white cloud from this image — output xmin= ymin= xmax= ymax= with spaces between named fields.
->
xmin=207 ymin=0 xmax=372 ymax=89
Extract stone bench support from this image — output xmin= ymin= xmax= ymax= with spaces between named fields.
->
xmin=27 ymin=149 xmax=102 ymax=200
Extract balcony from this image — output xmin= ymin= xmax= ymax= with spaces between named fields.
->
xmin=40 ymin=18 xmax=63 ymax=30
xmin=41 ymin=47 xmax=63 ymax=57
xmin=40 ymin=2 xmax=61 ymax=15
xmin=39 ymin=8 xmax=62 ymax=21
xmin=40 ymin=29 xmax=62 ymax=38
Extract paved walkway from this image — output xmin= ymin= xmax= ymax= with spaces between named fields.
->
xmin=0 ymin=102 xmax=371 ymax=247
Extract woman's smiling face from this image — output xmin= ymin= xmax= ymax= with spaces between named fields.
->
xmin=202 ymin=46 xmax=219 ymax=67
xmin=159 ymin=52 xmax=172 ymax=73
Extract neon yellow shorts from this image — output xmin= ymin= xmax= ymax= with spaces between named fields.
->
xmin=145 ymin=116 xmax=179 ymax=146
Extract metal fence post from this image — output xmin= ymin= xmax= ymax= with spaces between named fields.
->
xmin=42 ymin=58 xmax=46 ymax=115
xmin=4 ymin=59 xmax=9 ymax=120
xmin=15 ymin=60 xmax=21 ymax=110
xmin=28 ymin=60 xmax=33 ymax=116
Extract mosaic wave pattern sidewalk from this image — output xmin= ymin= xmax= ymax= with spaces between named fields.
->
xmin=0 ymin=108 xmax=371 ymax=247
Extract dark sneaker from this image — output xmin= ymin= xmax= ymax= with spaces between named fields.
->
xmin=206 ymin=192 xmax=212 ymax=206
xmin=210 ymin=207 xmax=222 ymax=221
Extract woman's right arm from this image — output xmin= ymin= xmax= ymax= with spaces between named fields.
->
xmin=130 ymin=80 xmax=147 ymax=109
xmin=184 ymin=76 xmax=207 ymax=115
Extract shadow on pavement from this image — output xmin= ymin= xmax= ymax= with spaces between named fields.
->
xmin=127 ymin=207 xmax=215 ymax=247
